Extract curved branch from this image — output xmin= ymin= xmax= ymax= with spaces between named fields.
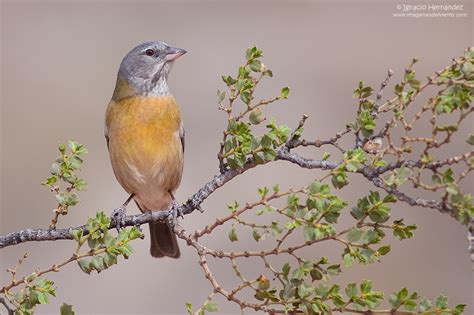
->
xmin=0 ymin=162 xmax=257 ymax=249
xmin=370 ymin=177 xmax=453 ymax=217
xmin=0 ymin=146 xmax=467 ymax=249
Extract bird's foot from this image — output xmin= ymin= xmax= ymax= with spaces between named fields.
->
xmin=167 ymin=201 xmax=183 ymax=229
xmin=111 ymin=206 xmax=127 ymax=231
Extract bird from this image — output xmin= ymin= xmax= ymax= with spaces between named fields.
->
xmin=104 ymin=41 xmax=186 ymax=258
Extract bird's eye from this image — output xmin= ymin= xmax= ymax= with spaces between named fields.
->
xmin=145 ymin=49 xmax=155 ymax=56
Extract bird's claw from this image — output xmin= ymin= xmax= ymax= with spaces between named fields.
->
xmin=167 ymin=201 xmax=183 ymax=228
xmin=111 ymin=206 xmax=127 ymax=232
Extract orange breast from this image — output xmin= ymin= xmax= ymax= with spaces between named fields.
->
xmin=105 ymin=95 xmax=184 ymax=206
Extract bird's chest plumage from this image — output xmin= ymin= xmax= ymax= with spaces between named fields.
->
xmin=105 ymin=95 xmax=183 ymax=209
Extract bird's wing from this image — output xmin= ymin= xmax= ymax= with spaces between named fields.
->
xmin=104 ymin=100 xmax=113 ymax=150
xmin=179 ymin=122 xmax=185 ymax=153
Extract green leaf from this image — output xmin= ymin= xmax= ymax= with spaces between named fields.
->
xmin=222 ymin=75 xmax=236 ymax=86
xmin=204 ymin=302 xmax=218 ymax=312
xmin=343 ymin=253 xmax=354 ymax=267
xmin=37 ymin=292 xmax=49 ymax=304
xmin=350 ymin=206 xmax=365 ymax=220
xmin=384 ymin=165 xmax=411 ymax=187
xmin=240 ymin=91 xmax=251 ymax=104
xmin=361 ymin=86 xmax=374 ymax=98
xmin=419 ymin=298 xmax=432 ymax=312
xmin=303 ymin=225 xmax=315 ymax=241
xmin=298 ymin=283 xmax=313 ymax=298
xmin=280 ymin=87 xmax=290 ymax=99
xmin=258 ymin=275 xmax=270 ymax=290
xmin=326 ymin=264 xmax=341 ymax=276
xmin=252 ymin=229 xmax=261 ymax=242
xmin=454 ymin=304 xmax=466 ymax=314
xmin=446 ymin=184 xmax=459 ymax=195
xmin=58 ymin=143 xmax=67 ymax=154
xmin=310 ymin=269 xmax=323 ymax=281
xmin=74 ymin=178 xmax=87 ymax=191
xmin=77 ymin=260 xmax=91 ymax=274
xmin=348 ymin=228 xmax=363 ymax=242
xmin=368 ymin=205 xmax=390 ymax=223
xmin=228 ymin=228 xmax=238 ymax=242
xmin=397 ymin=287 xmax=408 ymax=301
xmin=435 ymin=295 xmax=448 ymax=309
xmin=467 ymin=134 xmax=474 ymax=145
xmin=404 ymin=300 xmax=417 ymax=311
xmin=378 ymin=245 xmax=391 ymax=256
xmin=71 ymin=229 xmax=83 ymax=241
xmin=331 ymin=171 xmax=348 ymax=189
xmin=281 ymin=263 xmax=290 ymax=280
xmin=249 ymin=59 xmax=263 ymax=72
xmin=245 ymin=46 xmax=263 ymax=60
xmin=103 ymin=253 xmax=118 ymax=267
xmin=66 ymin=193 xmax=79 ymax=206
xmin=389 ymin=293 xmax=401 ymax=308
xmin=43 ymin=176 xmax=58 ymax=187
xmin=249 ymin=108 xmax=265 ymax=125
xmin=185 ymin=302 xmax=193 ymax=314
xmin=308 ymin=180 xmax=325 ymax=194
xmin=55 ymin=194 xmax=66 ymax=205
xmin=217 ymin=89 xmax=226 ymax=102
xmin=360 ymin=280 xmax=373 ymax=294
xmin=60 ymin=303 xmax=75 ymax=315
xmin=345 ymin=283 xmax=358 ymax=298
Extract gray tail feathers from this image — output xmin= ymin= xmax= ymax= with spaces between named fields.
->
xmin=149 ymin=221 xmax=180 ymax=258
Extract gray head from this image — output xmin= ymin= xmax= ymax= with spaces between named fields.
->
xmin=114 ymin=41 xmax=186 ymax=98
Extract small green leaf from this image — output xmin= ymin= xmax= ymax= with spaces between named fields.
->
xmin=43 ymin=176 xmax=58 ymax=187
xmin=454 ymin=304 xmax=466 ymax=314
xmin=303 ymin=225 xmax=315 ymax=241
xmin=446 ymin=184 xmax=459 ymax=195
xmin=280 ymin=87 xmax=290 ymax=99
xmin=348 ymin=228 xmax=363 ymax=242
xmin=249 ymin=59 xmax=263 ymax=72
xmin=204 ymin=302 xmax=218 ymax=312
xmin=249 ymin=108 xmax=265 ymax=125
xmin=71 ymin=229 xmax=83 ymax=241
xmin=185 ymin=302 xmax=193 ymax=314
xmin=467 ymin=134 xmax=474 ymax=145
xmin=77 ymin=260 xmax=91 ymax=274
xmin=258 ymin=275 xmax=270 ymax=290
xmin=435 ymin=295 xmax=448 ymax=309
xmin=419 ymin=298 xmax=432 ymax=312
xmin=343 ymin=253 xmax=354 ymax=267
xmin=360 ymin=280 xmax=373 ymax=294
xmin=228 ymin=228 xmax=238 ymax=242
xmin=60 ymin=303 xmax=75 ymax=315
xmin=217 ymin=90 xmax=226 ymax=102
xmin=345 ymin=283 xmax=358 ymax=298
xmin=378 ymin=245 xmax=391 ymax=256
xmin=240 ymin=91 xmax=251 ymax=104
xmin=252 ymin=229 xmax=261 ymax=242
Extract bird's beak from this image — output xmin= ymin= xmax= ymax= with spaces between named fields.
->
xmin=165 ymin=47 xmax=187 ymax=61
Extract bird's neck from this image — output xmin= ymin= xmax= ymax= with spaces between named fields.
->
xmin=112 ymin=75 xmax=170 ymax=101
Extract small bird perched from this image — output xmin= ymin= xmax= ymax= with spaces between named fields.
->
xmin=105 ymin=41 xmax=186 ymax=258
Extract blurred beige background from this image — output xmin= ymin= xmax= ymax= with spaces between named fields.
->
xmin=1 ymin=0 xmax=473 ymax=314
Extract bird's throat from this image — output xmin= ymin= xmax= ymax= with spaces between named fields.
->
xmin=112 ymin=75 xmax=170 ymax=101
